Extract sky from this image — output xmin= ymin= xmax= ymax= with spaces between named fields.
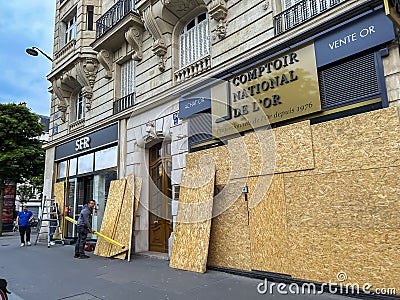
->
xmin=0 ymin=1 xmax=56 ymax=116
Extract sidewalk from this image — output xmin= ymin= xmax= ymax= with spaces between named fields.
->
xmin=0 ymin=232 xmax=351 ymax=300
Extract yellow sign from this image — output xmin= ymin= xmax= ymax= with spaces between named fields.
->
xmin=384 ymin=0 xmax=400 ymax=28
xmin=211 ymin=43 xmax=321 ymax=138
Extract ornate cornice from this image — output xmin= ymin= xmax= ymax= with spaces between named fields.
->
xmin=125 ymin=26 xmax=144 ymax=61
xmin=209 ymin=0 xmax=228 ymax=39
xmin=97 ymin=49 xmax=113 ymax=79
xmin=50 ymin=55 xmax=99 ymax=122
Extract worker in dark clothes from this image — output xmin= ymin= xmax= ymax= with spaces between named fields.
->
xmin=74 ymin=200 xmax=96 ymax=259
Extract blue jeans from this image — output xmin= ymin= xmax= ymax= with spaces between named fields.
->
xmin=49 ymin=221 xmax=57 ymax=241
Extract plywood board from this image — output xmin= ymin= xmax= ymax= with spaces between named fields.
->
xmin=287 ymin=228 xmax=400 ymax=293
xmin=286 ymin=107 xmax=400 ymax=178
xmin=94 ymin=178 xmax=126 ymax=257
xmin=53 ymin=181 xmax=65 ymax=216
xmin=53 ymin=181 xmax=65 ymax=235
xmin=170 ymin=158 xmax=216 ymax=273
xmin=186 ymin=121 xmax=313 ymax=185
xmin=249 ymin=174 xmax=288 ymax=274
xmin=207 ymin=180 xmax=251 ymax=271
xmin=284 ymin=167 xmax=400 ymax=229
xmin=110 ymin=175 xmax=135 ymax=258
xmin=114 ymin=176 xmax=142 ymax=260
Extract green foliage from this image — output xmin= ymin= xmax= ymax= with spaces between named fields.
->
xmin=16 ymin=184 xmax=35 ymax=203
xmin=0 ymin=103 xmax=45 ymax=184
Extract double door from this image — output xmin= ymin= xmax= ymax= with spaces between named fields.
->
xmin=149 ymin=142 xmax=173 ymax=253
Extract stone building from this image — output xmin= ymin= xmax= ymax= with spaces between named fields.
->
xmin=43 ymin=0 xmax=400 ymax=290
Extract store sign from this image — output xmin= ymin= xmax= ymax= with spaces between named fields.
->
xmin=2 ymin=184 xmax=16 ymax=226
xmin=75 ymin=136 xmax=91 ymax=151
xmin=212 ymin=43 xmax=321 ymax=138
xmin=179 ymin=88 xmax=211 ymax=119
xmin=384 ymin=0 xmax=400 ymax=28
xmin=315 ymin=11 xmax=395 ymax=67
xmin=55 ymin=123 xmax=118 ymax=161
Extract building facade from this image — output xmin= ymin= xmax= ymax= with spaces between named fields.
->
xmin=43 ymin=0 xmax=400 ymax=289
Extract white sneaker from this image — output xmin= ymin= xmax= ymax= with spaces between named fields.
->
xmin=20 ymin=243 xmax=25 ymax=247
xmin=50 ymin=242 xmax=55 ymax=246
xmin=27 ymin=241 xmax=31 ymax=246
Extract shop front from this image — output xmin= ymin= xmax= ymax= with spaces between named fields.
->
xmin=54 ymin=123 xmax=118 ymax=238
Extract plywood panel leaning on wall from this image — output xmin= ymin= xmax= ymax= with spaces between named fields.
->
xmin=110 ymin=175 xmax=135 ymax=259
xmin=94 ymin=178 xmax=127 ymax=257
xmin=170 ymin=154 xmax=216 ymax=273
xmin=114 ymin=176 xmax=142 ymax=261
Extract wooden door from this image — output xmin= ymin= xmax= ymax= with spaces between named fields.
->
xmin=149 ymin=142 xmax=172 ymax=252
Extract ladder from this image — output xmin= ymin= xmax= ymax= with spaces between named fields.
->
xmin=34 ymin=196 xmax=65 ymax=247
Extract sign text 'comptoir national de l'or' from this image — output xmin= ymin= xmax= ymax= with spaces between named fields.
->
xmin=212 ymin=43 xmax=321 ymax=137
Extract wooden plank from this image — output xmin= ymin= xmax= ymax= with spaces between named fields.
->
xmin=207 ymin=180 xmax=251 ymax=271
xmin=249 ymin=174 xmax=288 ymax=274
xmin=110 ymin=175 xmax=135 ymax=258
xmin=170 ymin=159 xmax=216 ymax=273
xmin=94 ymin=178 xmax=126 ymax=257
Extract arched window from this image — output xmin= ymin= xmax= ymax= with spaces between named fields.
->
xmin=179 ymin=12 xmax=210 ymax=69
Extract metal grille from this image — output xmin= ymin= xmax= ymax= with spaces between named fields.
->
xmin=188 ymin=113 xmax=212 ymax=147
xmin=274 ymin=0 xmax=347 ymax=35
xmin=318 ymin=52 xmax=379 ymax=110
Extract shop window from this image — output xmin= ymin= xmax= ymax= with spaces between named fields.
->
xmin=60 ymin=12 xmax=77 ymax=47
xmin=58 ymin=161 xmax=67 ymax=179
xmin=71 ymin=91 xmax=86 ymax=122
xmin=179 ymin=13 xmax=210 ymax=69
xmin=94 ymin=146 xmax=118 ymax=171
xmin=69 ymin=158 xmax=77 ymax=177
xmin=120 ymin=59 xmax=135 ymax=98
xmin=77 ymin=153 xmax=94 ymax=174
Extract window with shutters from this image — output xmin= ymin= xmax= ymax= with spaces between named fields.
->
xmin=179 ymin=13 xmax=210 ymax=69
xmin=120 ymin=59 xmax=135 ymax=98
xmin=318 ymin=52 xmax=380 ymax=110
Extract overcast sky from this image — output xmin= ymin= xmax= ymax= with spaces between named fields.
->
xmin=0 ymin=1 xmax=56 ymax=116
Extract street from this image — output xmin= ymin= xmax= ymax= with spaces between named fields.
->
xmin=0 ymin=232 xmax=354 ymax=300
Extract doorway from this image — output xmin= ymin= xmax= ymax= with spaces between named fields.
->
xmin=149 ymin=141 xmax=172 ymax=253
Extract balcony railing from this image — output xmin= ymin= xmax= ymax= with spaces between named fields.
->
xmin=174 ymin=56 xmax=211 ymax=84
xmin=96 ymin=0 xmax=137 ymax=39
xmin=274 ymin=0 xmax=347 ymax=35
xmin=113 ymin=92 xmax=135 ymax=114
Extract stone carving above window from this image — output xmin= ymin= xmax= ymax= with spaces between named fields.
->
xmin=97 ymin=49 xmax=113 ymax=79
xmin=142 ymin=4 xmax=168 ymax=72
xmin=209 ymin=0 xmax=228 ymax=39
xmin=50 ymin=55 xmax=99 ymax=122
xmin=125 ymin=26 xmax=144 ymax=61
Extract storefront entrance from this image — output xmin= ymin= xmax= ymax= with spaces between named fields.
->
xmin=149 ymin=142 xmax=172 ymax=253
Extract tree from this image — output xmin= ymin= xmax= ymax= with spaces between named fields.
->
xmin=16 ymin=184 xmax=35 ymax=204
xmin=0 ymin=103 xmax=45 ymax=236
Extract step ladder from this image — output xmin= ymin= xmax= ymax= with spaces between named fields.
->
xmin=34 ymin=196 xmax=65 ymax=247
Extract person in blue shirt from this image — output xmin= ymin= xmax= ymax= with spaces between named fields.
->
xmin=16 ymin=205 xmax=34 ymax=247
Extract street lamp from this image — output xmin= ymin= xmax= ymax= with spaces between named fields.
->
xmin=25 ymin=46 xmax=53 ymax=62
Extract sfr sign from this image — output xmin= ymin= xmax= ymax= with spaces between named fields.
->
xmin=75 ymin=137 xmax=91 ymax=151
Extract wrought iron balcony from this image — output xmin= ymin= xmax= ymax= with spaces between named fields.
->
xmin=113 ymin=92 xmax=135 ymax=114
xmin=274 ymin=0 xmax=348 ymax=35
xmin=96 ymin=0 xmax=137 ymax=39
